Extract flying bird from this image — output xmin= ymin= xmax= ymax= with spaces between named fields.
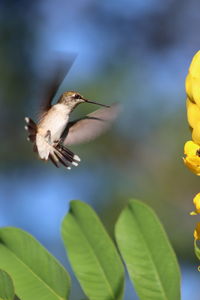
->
xmin=25 ymin=63 xmax=120 ymax=169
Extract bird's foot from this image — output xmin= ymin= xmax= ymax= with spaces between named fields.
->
xmin=53 ymin=137 xmax=64 ymax=147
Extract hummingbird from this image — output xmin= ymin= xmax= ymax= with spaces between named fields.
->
xmin=24 ymin=64 xmax=120 ymax=169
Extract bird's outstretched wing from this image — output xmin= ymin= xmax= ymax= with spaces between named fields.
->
xmin=61 ymin=102 xmax=121 ymax=146
xmin=40 ymin=54 xmax=76 ymax=114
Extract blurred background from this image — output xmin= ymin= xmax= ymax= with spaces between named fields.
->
xmin=0 ymin=0 xmax=200 ymax=298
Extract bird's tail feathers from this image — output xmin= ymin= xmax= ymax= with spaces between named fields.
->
xmin=24 ymin=117 xmax=80 ymax=169
xmin=49 ymin=144 xmax=81 ymax=169
xmin=35 ymin=134 xmax=80 ymax=169
xmin=24 ymin=117 xmax=37 ymax=142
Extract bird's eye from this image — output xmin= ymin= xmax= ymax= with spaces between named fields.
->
xmin=73 ymin=93 xmax=81 ymax=99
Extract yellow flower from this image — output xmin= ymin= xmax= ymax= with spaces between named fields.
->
xmin=190 ymin=193 xmax=200 ymax=215
xmin=194 ymin=222 xmax=200 ymax=240
xmin=186 ymin=98 xmax=200 ymax=130
xmin=184 ymin=140 xmax=200 ymax=156
xmin=183 ymin=141 xmax=200 ymax=175
xmin=192 ymin=122 xmax=200 ymax=145
xmin=188 ymin=50 xmax=200 ymax=78
xmin=185 ymin=50 xmax=200 ymax=107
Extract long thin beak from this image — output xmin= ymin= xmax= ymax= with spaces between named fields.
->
xmin=84 ymin=99 xmax=110 ymax=108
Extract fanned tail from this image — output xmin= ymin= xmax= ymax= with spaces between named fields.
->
xmin=24 ymin=117 xmax=80 ymax=169
xmin=49 ymin=143 xmax=81 ymax=169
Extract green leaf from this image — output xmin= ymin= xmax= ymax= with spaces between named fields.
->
xmin=115 ymin=199 xmax=181 ymax=300
xmin=194 ymin=239 xmax=200 ymax=260
xmin=0 ymin=227 xmax=71 ymax=300
xmin=61 ymin=200 xmax=124 ymax=300
xmin=0 ymin=269 xmax=15 ymax=300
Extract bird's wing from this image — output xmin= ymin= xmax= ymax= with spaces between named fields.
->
xmin=62 ymin=102 xmax=121 ymax=146
xmin=40 ymin=55 xmax=76 ymax=114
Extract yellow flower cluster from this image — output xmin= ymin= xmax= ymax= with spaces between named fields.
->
xmin=184 ymin=51 xmax=200 ymax=242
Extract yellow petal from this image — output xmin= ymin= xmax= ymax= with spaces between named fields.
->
xmin=193 ymin=193 xmax=200 ymax=213
xmin=194 ymin=222 xmax=200 ymax=240
xmin=190 ymin=211 xmax=197 ymax=215
xmin=185 ymin=74 xmax=195 ymax=102
xmin=184 ymin=140 xmax=200 ymax=156
xmin=190 ymin=193 xmax=200 ymax=215
xmin=183 ymin=155 xmax=200 ymax=176
xmin=185 ymin=51 xmax=200 ymax=106
xmin=186 ymin=98 xmax=200 ymax=129
xmin=189 ymin=50 xmax=200 ymax=78
xmin=192 ymin=122 xmax=200 ymax=145
xmin=186 ymin=75 xmax=200 ymax=107
xmin=183 ymin=141 xmax=200 ymax=175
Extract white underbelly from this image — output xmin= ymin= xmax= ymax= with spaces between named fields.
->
xmin=35 ymin=104 xmax=70 ymax=160
xmin=36 ymin=114 xmax=68 ymax=160
xmin=45 ymin=116 xmax=68 ymax=141
xmin=38 ymin=107 xmax=69 ymax=142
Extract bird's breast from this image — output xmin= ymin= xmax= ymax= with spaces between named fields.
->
xmin=38 ymin=104 xmax=70 ymax=141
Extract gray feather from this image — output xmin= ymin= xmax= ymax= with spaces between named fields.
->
xmin=40 ymin=55 xmax=76 ymax=114
xmin=62 ymin=102 xmax=121 ymax=146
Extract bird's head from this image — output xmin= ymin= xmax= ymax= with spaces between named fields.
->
xmin=58 ymin=91 xmax=110 ymax=109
